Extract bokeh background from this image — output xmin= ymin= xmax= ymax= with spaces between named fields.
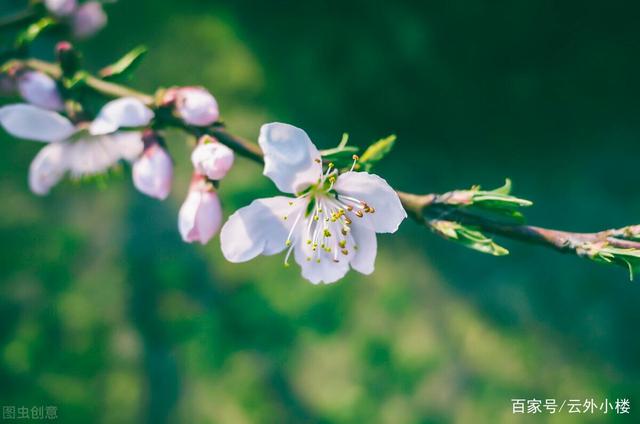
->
xmin=1 ymin=0 xmax=640 ymax=422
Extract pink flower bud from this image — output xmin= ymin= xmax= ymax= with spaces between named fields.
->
xmin=17 ymin=71 xmax=64 ymax=111
xmin=178 ymin=175 xmax=222 ymax=244
xmin=191 ymin=136 xmax=235 ymax=180
xmin=174 ymin=87 xmax=219 ymax=127
xmin=72 ymin=1 xmax=107 ymax=39
xmin=45 ymin=0 xmax=77 ymax=17
xmin=132 ymin=141 xmax=173 ymax=200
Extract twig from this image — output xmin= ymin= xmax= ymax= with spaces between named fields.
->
xmin=5 ymin=58 xmax=640 ymax=268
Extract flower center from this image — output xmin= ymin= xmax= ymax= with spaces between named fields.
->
xmin=281 ymin=167 xmax=376 ymax=268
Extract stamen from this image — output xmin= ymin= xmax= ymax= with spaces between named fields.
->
xmin=349 ymin=154 xmax=359 ymax=172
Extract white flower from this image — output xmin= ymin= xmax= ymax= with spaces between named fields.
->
xmin=72 ymin=1 xmax=107 ymax=39
xmin=132 ymin=139 xmax=173 ymax=200
xmin=220 ymin=122 xmax=407 ymax=284
xmin=191 ymin=136 xmax=234 ymax=180
xmin=173 ymin=87 xmax=219 ymax=127
xmin=0 ymin=97 xmax=153 ymax=195
xmin=17 ymin=71 xmax=64 ymax=111
xmin=178 ymin=175 xmax=223 ymax=244
xmin=44 ymin=0 xmax=77 ymax=17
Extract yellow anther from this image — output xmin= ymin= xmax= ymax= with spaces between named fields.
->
xmin=341 ymin=249 xmax=349 ymax=255
xmin=283 ymin=216 xmax=288 ymax=220
xmin=323 ymin=229 xmax=332 ymax=237
xmin=355 ymin=210 xmax=364 ymax=218
xmin=339 ymin=240 xmax=346 ymax=248
xmin=288 ymin=201 xmax=294 ymax=206
xmin=285 ymin=240 xmax=291 ymax=247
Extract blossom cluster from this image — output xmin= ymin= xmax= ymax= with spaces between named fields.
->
xmin=0 ymin=42 xmax=406 ymax=285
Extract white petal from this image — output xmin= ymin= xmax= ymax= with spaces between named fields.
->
xmin=258 ymin=122 xmax=322 ymax=194
xmin=28 ymin=142 xmax=69 ymax=195
xmin=334 ymin=171 xmax=407 ymax=233
xmin=89 ymin=97 xmax=153 ymax=135
xmin=108 ymin=131 xmax=145 ymax=161
xmin=0 ymin=104 xmax=75 ymax=143
xmin=220 ymin=196 xmax=304 ymax=262
xmin=17 ymin=71 xmax=64 ymax=111
xmin=349 ymin=222 xmax=377 ymax=275
xmin=292 ymin=213 xmax=355 ymax=284
xmin=293 ymin=236 xmax=352 ymax=285
xmin=64 ymin=132 xmax=143 ymax=177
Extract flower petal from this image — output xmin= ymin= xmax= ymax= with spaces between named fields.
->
xmin=349 ymin=222 xmax=377 ymax=275
xmin=28 ymin=142 xmax=68 ymax=195
xmin=89 ymin=97 xmax=154 ymax=135
xmin=0 ymin=104 xmax=75 ymax=142
xmin=334 ymin=171 xmax=407 ymax=233
xmin=258 ymin=122 xmax=322 ymax=194
xmin=293 ymin=235 xmax=352 ymax=285
xmin=220 ymin=196 xmax=304 ymax=262
xmin=64 ymin=132 xmax=143 ymax=177
xmin=17 ymin=71 xmax=64 ymax=111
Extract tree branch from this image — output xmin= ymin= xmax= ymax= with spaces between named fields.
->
xmin=5 ymin=58 xmax=640 ymax=273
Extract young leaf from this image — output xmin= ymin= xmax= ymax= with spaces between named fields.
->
xmin=358 ymin=134 xmax=396 ymax=171
xmin=430 ymin=220 xmax=509 ymax=256
xmin=99 ymin=46 xmax=148 ymax=81
xmin=15 ymin=17 xmax=56 ymax=47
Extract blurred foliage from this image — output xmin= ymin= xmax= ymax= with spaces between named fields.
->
xmin=1 ymin=0 xmax=640 ymax=423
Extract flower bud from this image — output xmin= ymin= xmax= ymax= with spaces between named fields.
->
xmin=72 ymin=1 xmax=107 ymax=39
xmin=178 ymin=175 xmax=222 ymax=244
xmin=132 ymin=135 xmax=173 ymax=200
xmin=173 ymin=87 xmax=219 ymax=127
xmin=45 ymin=0 xmax=77 ymax=17
xmin=191 ymin=136 xmax=235 ymax=180
xmin=17 ymin=71 xmax=64 ymax=111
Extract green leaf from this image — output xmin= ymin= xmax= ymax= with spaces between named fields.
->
xmin=358 ymin=134 xmax=396 ymax=171
xmin=99 ymin=46 xmax=148 ymax=81
xmin=15 ymin=17 xmax=56 ymax=47
xmin=587 ymin=244 xmax=640 ymax=280
xmin=430 ymin=220 xmax=509 ymax=256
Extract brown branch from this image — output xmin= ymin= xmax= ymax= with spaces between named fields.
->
xmin=5 ymin=58 xmax=640 ymax=269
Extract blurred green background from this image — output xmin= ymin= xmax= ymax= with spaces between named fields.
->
xmin=1 ymin=0 xmax=640 ymax=422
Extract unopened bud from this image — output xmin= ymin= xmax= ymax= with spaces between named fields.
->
xmin=178 ymin=174 xmax=222 ymax=244
xmin=172 ymin=87 xmax=219 ymax=127
xmin=72 ymin=1 xmax=107 ymax=39
xmin=45 ymin=0 xmax=77 ymax=17
xmin=191 ymin=136 xmax=235 ymax=180
xmin=132 ymin=133 xmax=173 ymax=200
